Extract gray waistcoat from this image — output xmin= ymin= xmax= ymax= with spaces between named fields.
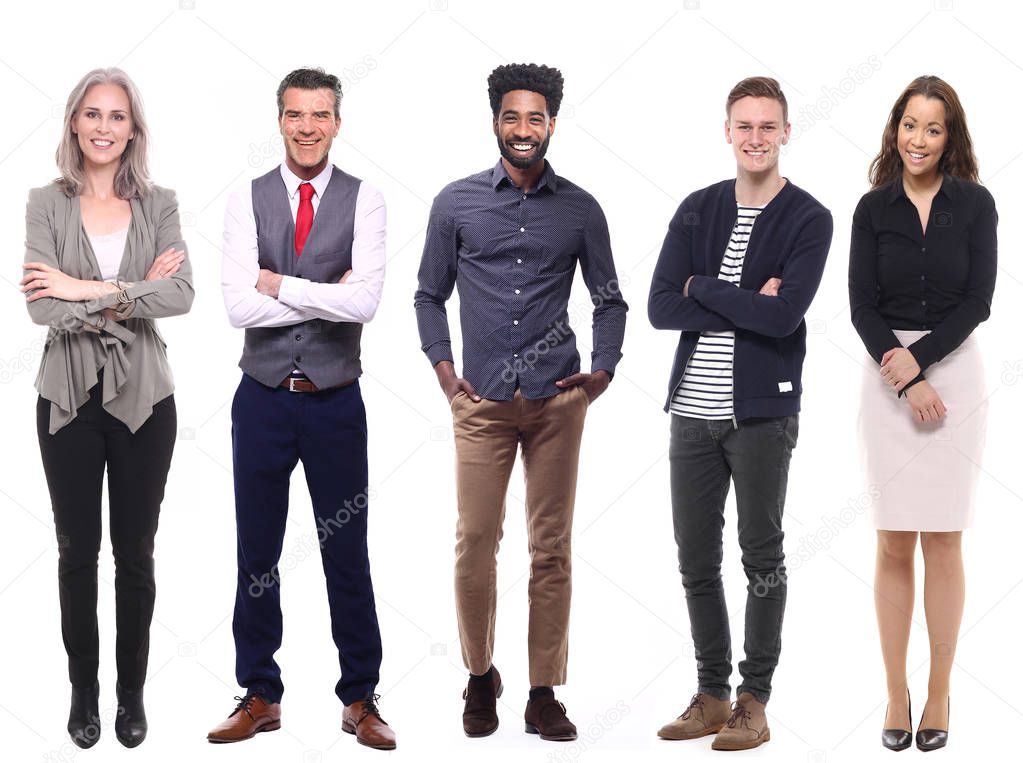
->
xmin=240 ymin=165 xmax=363 ymax=388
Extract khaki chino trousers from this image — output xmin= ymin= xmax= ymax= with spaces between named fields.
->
xmin=451 ymin=386 xmax=588 ymax=686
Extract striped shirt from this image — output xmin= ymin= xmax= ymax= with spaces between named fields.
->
xmin=670 ymin=204 xmax=763 ymax=419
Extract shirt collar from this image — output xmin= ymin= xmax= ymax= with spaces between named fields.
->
xmin=885 ymin=173 xmax=957 ymax=205
xmin=280 ymin=162 xmax=333 ymax=201
xmin=491 ymin=159 xmax=559 ymax=194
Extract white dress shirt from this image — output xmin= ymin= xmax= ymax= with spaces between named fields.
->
xmin=221 ymin=162 xmax=386 ymax=328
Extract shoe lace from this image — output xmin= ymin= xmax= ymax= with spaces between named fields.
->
xmin=725 ymin=701 xmax=751 ymax=729
xmin=358 ymin=694 xmax=387 ymax=725
xmin=680 ymin=693 xmax=703 ymax=720
xmin=232 ymin=693 xmax=261 ymax=720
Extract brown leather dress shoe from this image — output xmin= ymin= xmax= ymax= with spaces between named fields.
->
xmin=342 ymin=695 xmax=397 ymax=751
xmin=524 ymin=695 xmax=578 ymax=741
xmin=463 ymin=666 xmax=503 ymax=737
xmin=711 ymin=692 xmax=770 ymax=751
xmin=207 ymin=693 xmax=281 ymax=743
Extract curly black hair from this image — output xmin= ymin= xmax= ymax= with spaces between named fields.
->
xmin=487 ymin=63 xmax=564 ymax=117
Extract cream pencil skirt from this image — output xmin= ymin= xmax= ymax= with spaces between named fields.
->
xmin=858 ymin=330 xmax=987 ymax=532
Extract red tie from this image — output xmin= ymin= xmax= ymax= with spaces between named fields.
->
xmin=294 ymin=182 xmax=315 ymax=257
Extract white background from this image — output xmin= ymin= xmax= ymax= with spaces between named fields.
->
xmin=1 ymin=1 xmax=1021 ymax=761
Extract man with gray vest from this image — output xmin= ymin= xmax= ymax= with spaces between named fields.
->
xmin=207 ymin=68 xmax=395 ymax=751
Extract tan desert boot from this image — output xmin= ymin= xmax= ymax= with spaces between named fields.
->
xmin=657 ymin=693 xmax=732 ymax=740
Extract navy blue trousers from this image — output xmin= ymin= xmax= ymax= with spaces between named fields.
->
xmin=230 ymin=374 xmax=382 ymax=705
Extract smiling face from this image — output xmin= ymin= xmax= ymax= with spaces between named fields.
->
xmin=897 ymin=94 xmax=947 ymax=181
xmin=725 ymin=96 xmax=789 ymax=177
xmin=279 ymin=86 xmax=340 ymax=177
xmin=493 ymin=89 xmax=555 ymax=170
xmin=71 ymin=83 xmax=135 ymax=169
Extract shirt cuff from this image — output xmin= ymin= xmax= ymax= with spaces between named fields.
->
xmin=277 ymin=275 xmax=307 ymax=308
xmin=425 ymin=343 xmax=454 ymax=368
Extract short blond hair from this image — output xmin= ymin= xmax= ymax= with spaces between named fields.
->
xmin=726 ymin=76 xmax=788 ymax=123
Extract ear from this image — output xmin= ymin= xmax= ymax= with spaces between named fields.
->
xmin=548 ymin=115 xmax=556 ymax=137
xmin=724 ymin=119 xmax=732 ymax=144
xmin=781 ymin=121 xmax=791 ymax=145
xmin=492 ymin=116 xmax=499 ymax=136
xmin=333 ymin=116 xmax=341 ymax=137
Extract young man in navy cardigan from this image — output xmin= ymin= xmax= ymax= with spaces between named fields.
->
xmin=648 ymin=77 xmax=832 ymax=751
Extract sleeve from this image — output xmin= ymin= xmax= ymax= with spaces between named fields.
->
xmin=220 ymin=182 xmax=309 ymax=328
xmin=579 ymin=197 xmax=628 ymax=377
xmin=647 ymin=198 xmax=738 ymax=332
xmin=277 ymin=183 xmax=386 ymax=323
xmin=81 ymin=188 xmax=195 ymax=319
xmin=687 ymin=207 xmax=834 ymax=338
xmin=848 ymin=195 xmax=904 ymax=364
xmin=906 ymin=188 xmax=997 ymax=371
xmin=413 ymin=187 xmax=458 ymax=367
xmin=23 ymin=187 xmax=132 ymax=340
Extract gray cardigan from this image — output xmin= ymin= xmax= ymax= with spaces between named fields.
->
xmin=25 ymin=182 xmax=194 ymax=433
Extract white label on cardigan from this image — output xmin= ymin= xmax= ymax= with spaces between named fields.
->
xmin=778 ymin=381 xmax=793 ymax=392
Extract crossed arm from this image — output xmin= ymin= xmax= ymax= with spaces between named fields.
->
xmin=221 ymin=182 xmax=386 ymax=329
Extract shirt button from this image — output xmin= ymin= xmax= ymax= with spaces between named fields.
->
xmin=920 ymin=275 xmax=925 ymax=280
xmin=296 ymin=335 xmax=302 ymax=341
xmin=921 ymin=300 xmax=927 ymax=306
xmin=513 ymin=320 xmax=519 ymax=325
xmin=513 ymin=353 xmax=518 ymax=358
xmin=516 ymin=258 xmax=522 ymax=264
xmin=514 ymin=289 xmax=520 ymax=294
xmin=921 ymin=247 xmax=926 ymax=253
xmin=522 ymin=195 xmax=527 ymax=200
xmin=519 ymin=227 xmax=525 ymax=232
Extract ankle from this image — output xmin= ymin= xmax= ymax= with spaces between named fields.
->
xmin=529 ymin=686 xmax=555 ymax=702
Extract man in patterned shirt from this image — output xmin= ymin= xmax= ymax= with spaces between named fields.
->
xmin=414 ymin=62 xmax=627 ymax=742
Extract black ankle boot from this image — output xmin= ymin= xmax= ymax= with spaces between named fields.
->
xmin=115 ymin=682 xmax=148 ymax=748
xmin=68 ymin=683 xmax=101 ymax=749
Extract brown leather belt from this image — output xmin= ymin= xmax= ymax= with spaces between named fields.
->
xmin=278 ymin=376 xmax=357 ymax=393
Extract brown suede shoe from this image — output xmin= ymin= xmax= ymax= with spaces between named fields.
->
xmin=524 ymin=695 xmax=578 ymax=741
xmin=657 ymin=692 xmax=732 ymax=740
xmin=206 ymin=693 xmax=281 ymax=743
xmin=711 ymin=692 xmax=770 ymax=751
xmin=342 ymin=695 xmax=396 ymax=750
xmin=463 ymin=666 xmax=503 ymax=737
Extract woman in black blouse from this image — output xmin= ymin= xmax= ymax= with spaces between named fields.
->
xmin=849 ymin=75 xmax=996 ymax=752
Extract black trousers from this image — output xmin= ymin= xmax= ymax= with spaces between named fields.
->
xmin=669 ymin=414 xmax=798 ymax=704
xmin=36 ymin=382 xmax=176 ymax=689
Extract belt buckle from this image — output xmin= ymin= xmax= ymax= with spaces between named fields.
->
xmin=288 ymin=377 xmax=299 ymax=392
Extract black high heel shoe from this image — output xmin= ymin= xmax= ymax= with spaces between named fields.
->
xmin=115 ymin=682 xmax=148 ymax=748
xmin=915 ymin=697 xmax=949 ymax=752
xmin=68 ymin=683 xmax=101 ymax=749
xmin=881 ymin=689 xmax=912 ymax=751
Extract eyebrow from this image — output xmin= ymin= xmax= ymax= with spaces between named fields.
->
xmin=501 ymin=110 xmax=546 ymax=118
xmin=903 ymin=116 xmax=945 ymax=127
xmin=82 ymin=106 xmax=128 ymax=113
xmin=735 ymin=120 xmax=777 ymax=126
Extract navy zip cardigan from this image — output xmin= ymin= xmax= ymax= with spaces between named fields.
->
xmin=648 ymin=178 xmax=833 ymax=420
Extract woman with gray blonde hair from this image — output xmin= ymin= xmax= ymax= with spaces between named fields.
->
xmin=21 ymin=67 xmax=193 ymax=749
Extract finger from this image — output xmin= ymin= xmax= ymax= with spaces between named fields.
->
xmin=23 ymin=262 xmax=53 ymax=272
xmin=556 ymin=373 xmax=585 ymax=387
xmin=460 ymin=380 xmax=481 ymax=402
xmin=894 ymin=378 xmax=906 ymax=392
xmin=26 ymin=288 xmax=53 ymax=302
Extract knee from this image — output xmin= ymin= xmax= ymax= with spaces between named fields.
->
xmin=877 ymin=531 xmax=917 ymax=566
xmin=920 ymin=532 xmax=961 ymax=566
xmin=680 ymin=553 xmax=723 ymax=592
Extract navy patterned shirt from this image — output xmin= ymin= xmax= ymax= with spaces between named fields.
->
xmin=414 ymin=160 xmax=628 ymax=400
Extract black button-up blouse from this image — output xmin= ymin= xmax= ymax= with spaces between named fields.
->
xmin=849 ymin=173 xmax=997 ymax=379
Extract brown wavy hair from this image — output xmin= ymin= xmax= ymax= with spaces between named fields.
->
xmin=868 ymin=75 xmax=978 ymax=188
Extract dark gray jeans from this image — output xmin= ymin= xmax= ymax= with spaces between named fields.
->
xmin=669 ymin=414 xmax=798 ymax=704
